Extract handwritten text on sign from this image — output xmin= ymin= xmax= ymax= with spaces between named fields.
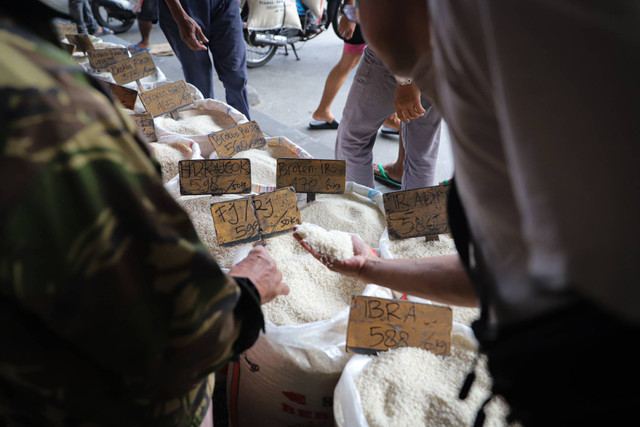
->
xmin=346 ymin=295 xmax=452 ymax=356
xmin=108 ymin=51 xmax=156 ymax=85
xmin=65 ymin=34 xmax=94 ymax=53
xmin=208 ymin=121 xmax=266 ymax=158
xmin=276 ymin=158 xmax=346 ymax=194
xmin=179 ymin=159 xmax=251 ymax=195
xmin=383 ymin=184 xmax=450 ymax=240
xmin=131 ymin=113 xmax=157 ymax=142
xmin=210 ymin=187 xmax=301 ymax=245
xmin=139 ymin=80 xmax=192 ymax=117
xmin=88 ymin=48 xmax=129 ymax=70
xmin=105 ymin=82 xmax=138 ymax=110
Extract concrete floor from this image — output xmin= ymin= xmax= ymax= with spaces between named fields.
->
xmin=104 ymin=21 xmax=454 ymax=193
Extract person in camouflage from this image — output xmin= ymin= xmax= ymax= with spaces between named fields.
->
xmin=0 ymin=2 xmax=289 ymax=426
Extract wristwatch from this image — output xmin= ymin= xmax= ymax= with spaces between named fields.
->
xmin=395 ymin=76 xmax=414 ymax=86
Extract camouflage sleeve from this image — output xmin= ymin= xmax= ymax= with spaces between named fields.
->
xmin=0 ymin=27 xmax=263 ymax=426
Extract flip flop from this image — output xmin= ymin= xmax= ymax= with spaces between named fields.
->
xmin=129 ymin=44 xmax=150 ymax=52
xmin=373 ymin=164 xmax=401 ymax=188
xmin=309 ymin=119 xmax=339 ymax=130
xmin=380 ymin=126 xmax=399 ymax=135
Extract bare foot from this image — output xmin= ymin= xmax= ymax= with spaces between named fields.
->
xmin=312 ymin=110 xmax=335 ymax=123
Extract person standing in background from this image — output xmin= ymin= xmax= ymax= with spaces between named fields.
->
xmin=68 ymin=0 xmax=113 ymax=35
xmin=129 ymin=0 xmax=159 ymax=52
xmin=159 ymin=0 xmax=251 ymax=119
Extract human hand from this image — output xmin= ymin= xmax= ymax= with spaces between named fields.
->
xmin=229 ymin=245 xmax=289 ymax=304
xmin=338 ymin=15 xmax=356 ymax=40
xmin=394 ymin=83 xmax=426 ymax=123
xmin=292 ymin=228 xmax=377 ymax=279
xmin=176 ymin=15 xmax=208 ymax=51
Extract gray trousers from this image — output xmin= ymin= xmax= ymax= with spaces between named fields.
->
xmin=335 ymin=47 xmax=441 ymax=190
xmin=68 ymin=0 xmax=98 ymax=34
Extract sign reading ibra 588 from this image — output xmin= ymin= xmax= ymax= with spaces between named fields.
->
xmin=347 ymin=295 xmax=452 ymax=356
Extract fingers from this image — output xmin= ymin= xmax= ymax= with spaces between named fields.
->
xmin=196 ymin=26 xmax=209 ymax=47
xmin=397 ymin=105 xmax=425 ymax=123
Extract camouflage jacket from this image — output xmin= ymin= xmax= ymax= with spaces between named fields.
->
xmin=0 ymin=16 xmax=264 ymax=427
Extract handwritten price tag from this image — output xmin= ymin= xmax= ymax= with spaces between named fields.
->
xmin=382 ymin=184 xmax=450 ymax=240
xmin=210 ymin=187 xmax=301 ymax=245
xmin=131 ymin=112 xmax=157 ymax=142
xmin=108 ymin=51 xmax=156 ymax=85
xmin=138 ymin=80 xmax=192 ymax=117
xmin=208 ymin=121 xmax=266 ymax=158
xmin=88 ymin=48 xmax=129 ymax=70
xmin=179 ymin=159 xmax=251 ymax=195
xmin=347 ymin=295 xmax=452 ymax=356
xmin=65 ymin=34 xmax=94 ymax=53
xmin=276 ymin=158 xmax=346 ymax=194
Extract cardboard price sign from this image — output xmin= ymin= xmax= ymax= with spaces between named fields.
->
xmin=88 ymin=48 xmax=129 ymax=70
xmin=346 ymin=295 xmax=452 ymax=356
xmin=55 ymin=22 xmax=78 ymax=40
xmin=105 ymin=82 xmax=138 ymax=110
xmin=276 ymin=158 xmax=346 ymax=194
xmin=139 ymin=80 xmax=192 ymax=117
xmin=179 ymin=159 xmax=251 ymax=195
xmin=131 ymin=112 xmax=157 ymax=142
xmin=108 ymin=51 xmax=156 ymax=85
xmin=208 ymin=121 xmax=266 ymax=158
xmin=383 ymin=184 xmax=450 ymax=240
xmin=210 ymin=187 xmax=301 ymax=245
xmin=65 ymin=34 xmax=94 ymax=53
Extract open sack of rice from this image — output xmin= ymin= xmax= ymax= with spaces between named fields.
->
xmin=227 ymin=184 xmax=392 ymax=427
xmin=333 ymin=324 xmax=511 ymax=427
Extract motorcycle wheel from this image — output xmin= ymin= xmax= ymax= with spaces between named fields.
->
xmin=91 ymin=2 xmax=136 ymax=34
xmin=245 ymin=35 xmax=278 ymax=68
xmin=328 ymin=0 xmax=343 ymax=39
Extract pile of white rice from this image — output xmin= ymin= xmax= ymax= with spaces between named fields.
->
xmin=156 ymin=108 xmax=237 ymax=135
xmin=294 ymin=222 xmax=354 ymax=262
xmin=356 ymin=333 xmax=509 ymax=427
xmin=149 ymin=142 xmax=193 ymax=183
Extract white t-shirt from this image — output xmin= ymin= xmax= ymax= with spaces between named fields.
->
xmin=425 ymin=0 xmax=640 ymax=325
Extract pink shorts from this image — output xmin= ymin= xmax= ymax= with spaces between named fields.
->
xmin=343 ymin=42 xmax=366 ymax=55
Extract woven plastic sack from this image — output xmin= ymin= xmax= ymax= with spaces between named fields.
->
xmin=226 ymin=283 xmax=393 ymax=427
xmin=247 ymin=0 xmax=302 ymax=30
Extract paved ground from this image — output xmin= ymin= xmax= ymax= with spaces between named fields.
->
xmin=104 ymin=20 xmax=454 ymax=193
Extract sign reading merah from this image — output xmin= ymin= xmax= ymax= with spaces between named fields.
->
xmin=108 ymin=51 xmax=156 ymax=85
xmin=208 ymin=121 xmax=266 ymax=158
xmin=347 ymin=295 xmax=452 ymax=356
xmin=139 ymin=80 xmax=192 ymax=117
xmin=179 ymin=159 xmax=251 ymax=195
xmin=210 ymin=187 xmax=301 ymax=245
xmin=131 ymin=112 xmax=157 ymax=142
xmin=383 ymin=183 xmax=450 ymax=240
xmin=276 ymin=158 xmax=346 ymax=194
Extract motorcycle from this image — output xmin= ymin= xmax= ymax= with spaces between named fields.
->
xmin=43 ymin=0 xmax=139 ymax=34
xmin=241 ymin=0 xmax=344 ymax=68
xmin=91 ymin=0 xmax=140 ymax=34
